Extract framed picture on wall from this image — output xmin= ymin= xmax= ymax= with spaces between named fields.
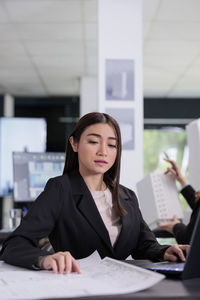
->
xmin=105 ymin=59 xmax=134 ymax=101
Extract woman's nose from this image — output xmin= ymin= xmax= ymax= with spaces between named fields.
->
xmin=97 ymin=143 xmax=107 ymax=156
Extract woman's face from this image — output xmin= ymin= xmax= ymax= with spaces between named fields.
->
xmin=70 ymin=123 xmax=118 ymax=177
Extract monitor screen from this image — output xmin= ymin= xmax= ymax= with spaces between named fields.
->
xmin=13 ymin=151 xmax=65 ymax=202
xmin=0 ymin=117 xmax=47 ymax=197
xmin=0 ymin=118 xmax=47 ymax=197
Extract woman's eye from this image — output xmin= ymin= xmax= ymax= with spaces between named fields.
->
xmin=108 ymin=144 xmax=117 ymax=148
xmin=88 ymin=140 xmax=98 ymax=144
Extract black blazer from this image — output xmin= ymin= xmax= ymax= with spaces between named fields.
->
xmin=0 ymin=169 xmax=168 ymax=269
xmin=173 ymin=185 xmax=200 ymax=244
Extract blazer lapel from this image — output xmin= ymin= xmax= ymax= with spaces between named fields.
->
xmin=114 ymin=188 xmax=133 ymax=252
xmin=69 ymin=170 xmax=113 ymax=251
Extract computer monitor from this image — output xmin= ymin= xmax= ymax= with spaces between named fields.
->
xmin=13 ymin=152 xmax=65 ymax=202
xmin=0 ymin=117 xmax=46 ymax=197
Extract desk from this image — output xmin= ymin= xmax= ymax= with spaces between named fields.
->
xmin=46 ymin=278 xmax=200 ymax=300
xmin=1 ymin=260 xmax=199 ymax=300
xmin=47 ymin=260 xmax=200 ymax=300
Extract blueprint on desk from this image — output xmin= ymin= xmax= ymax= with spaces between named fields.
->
xmin=0 ymin=251 xmax=164 ymax=299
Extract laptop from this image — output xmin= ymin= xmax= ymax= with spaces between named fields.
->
xmin=146 ymin=208 xmax=200 ymax=280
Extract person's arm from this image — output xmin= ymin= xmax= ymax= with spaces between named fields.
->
xmin=157 ymin=159 xmax=186 ymax=234
xmin=181 ymin=184 xmax=198 ymax=209
xmin=165 ymin=159 xmax=200 ymax=209
xmin=127 ymin=192 xmax=170 ymax=261
xmin=172 ymin=202 xmax=200 ymax=244
xmin=130 ymin=201 xmax=189 ymax=262
xmin=0 ymin=178 xmax=64 ymax=270
xmin=164 ymin=158 xmax=187 ymax=187
xmin=172 ymin=222 xmax=189 ymax=244
xmin=1 ymin=177 xmax=82 ymax=274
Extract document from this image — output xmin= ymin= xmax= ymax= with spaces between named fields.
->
xmin=137 ymin=169 xmax=183 ymax=229
xmin=0 ymin=251 xmax=164 ymax=299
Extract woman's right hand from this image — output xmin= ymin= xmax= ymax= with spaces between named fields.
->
xmin=164 ymin=158 xmax=187 ymax=187
xmin=42 ymin=251 xmax=82 ymax=274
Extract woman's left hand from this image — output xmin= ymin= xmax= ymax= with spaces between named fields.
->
xmin=164 ymin=244 xmax=189 ymax=262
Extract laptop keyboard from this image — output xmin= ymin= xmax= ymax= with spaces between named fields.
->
xmin=149 ymin=262 xmax=185 ymax=272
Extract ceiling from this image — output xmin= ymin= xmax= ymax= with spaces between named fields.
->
xmin=0 ymin=0 xmax=200 ymax=98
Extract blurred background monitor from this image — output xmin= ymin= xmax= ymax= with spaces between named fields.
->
xmin=13 ymin=151 xmax=65 ymax=202
xmin=0 ymin=117 xmax=46 ymax=197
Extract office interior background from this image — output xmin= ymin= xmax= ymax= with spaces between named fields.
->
xmin=0 ymin=0 xmax=200 ymax=228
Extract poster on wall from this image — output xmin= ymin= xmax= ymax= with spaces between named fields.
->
xmin=106 ymin=108 xmax=135 ymax=150
xmin=105 ymin=59 xmax=134 ymax=101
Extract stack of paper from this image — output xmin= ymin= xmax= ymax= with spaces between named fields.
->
xmin=137 ymin=170 xmax=183 ymax=229
xmin=0 ymin=251 xmax=164 ymax=299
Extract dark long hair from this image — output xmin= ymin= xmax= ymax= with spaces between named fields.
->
xmin=63 ymin=112 xmax=126 ymax=216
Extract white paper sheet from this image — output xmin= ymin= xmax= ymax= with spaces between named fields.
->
xmin=0 ymin=251 xmax=164 ymax=299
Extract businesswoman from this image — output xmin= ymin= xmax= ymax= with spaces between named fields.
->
xmin=0 ymin=112 xmax=188 ymax=274
xmin=158 ymin=158 xmax=200 ymax=244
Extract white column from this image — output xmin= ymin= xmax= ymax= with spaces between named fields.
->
xmin=80 ymin=77 xmax=98 ymax=117
xmin=98 ymin=0 xmax=143 ymax=191
xmin=3 ymin=93 xmax=15 ymax=117
xmin=2 ymin=93 xmax=15 ymax=228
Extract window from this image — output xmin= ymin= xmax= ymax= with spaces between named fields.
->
xmin=144 ymin=127 xmax=188 ymax=210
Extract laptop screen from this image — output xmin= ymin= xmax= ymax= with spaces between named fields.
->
xmin=147 ymin=207 xmax=200 ymax=279
xmin=182 ymin=207 xmax=200 ymax=279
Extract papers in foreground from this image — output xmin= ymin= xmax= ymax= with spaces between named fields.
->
xmin=0 ymin=251 xmax=164 ymax=299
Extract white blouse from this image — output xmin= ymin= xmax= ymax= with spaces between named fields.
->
xmin=90 ymin=188 xmax=122 ymax=247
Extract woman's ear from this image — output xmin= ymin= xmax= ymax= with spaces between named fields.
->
xmin=69 ymin=136 xmax=78 ymax=152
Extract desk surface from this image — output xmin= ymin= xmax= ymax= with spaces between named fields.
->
xmin=1 ymin=252 xmax=200 ymax=300
xmin=48 ymin=260 xmax=200 ymax=300
xmin=47 ymin=277 xmax=200 ymax=300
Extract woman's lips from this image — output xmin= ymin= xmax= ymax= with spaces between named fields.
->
xmin=94 ymin=160 xmax=108 ymax=166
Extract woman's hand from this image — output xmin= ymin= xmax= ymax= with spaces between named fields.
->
xmin=164 ymin=158 xmax=187 ymax=187
xmin=157 ymin=215 xmax=181 ymax=233
xmin=164 ymin=244 xmax=189 ymax=262
xmin=42 ymin=251 xmax=82 ymax=274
